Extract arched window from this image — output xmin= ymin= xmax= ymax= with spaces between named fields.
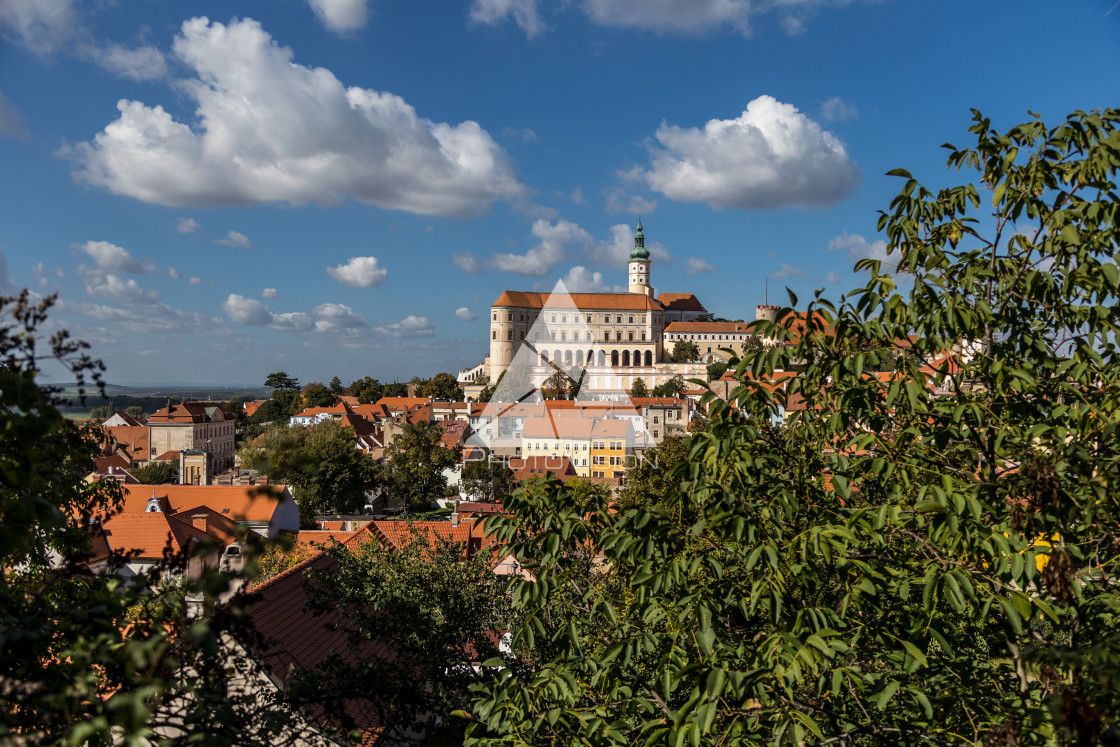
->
xmin=644 ymin=350 xmax=653 ymax=366
xmin=598 ymin=350 xmax=606 ymax=366
xmin=564 ymin=350 xmax=572 ymax=366
xmin=611 ymin=350 xmax=619 ymax=367
xmin=622 ymin=350 xmax=631 ymax=366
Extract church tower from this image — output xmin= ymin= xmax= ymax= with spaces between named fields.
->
xmin=628 ymin=219 xmax=654 ymax=298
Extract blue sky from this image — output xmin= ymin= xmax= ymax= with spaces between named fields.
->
xmin=1 ymin=0 xmax=1117 ymax=386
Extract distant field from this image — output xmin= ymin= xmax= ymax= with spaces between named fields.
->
xmin=56 ymin=384 xmax=271 ymax=418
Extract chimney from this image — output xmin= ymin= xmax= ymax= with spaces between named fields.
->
xmin=192 ymin=513 xmax=208 ymax=533
xmin=451 ymin=511 xmax=460 ymax=527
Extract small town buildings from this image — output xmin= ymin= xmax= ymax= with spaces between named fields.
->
xmin=118 ymin=485 xmax=300 ymax=537
xmin=148 ymin=402 xmax=236 ymax=472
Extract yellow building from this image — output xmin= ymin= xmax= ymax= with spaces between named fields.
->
xmin=521 ymin=415 xmax=595 ymax=477
xmin=590 ymin=419 xmax=633 ymax=481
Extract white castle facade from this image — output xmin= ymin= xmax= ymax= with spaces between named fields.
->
xmin=459 ymin=222 xmax=776 ymax=396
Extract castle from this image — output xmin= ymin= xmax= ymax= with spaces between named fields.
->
xmin=459 ymin=221 xmax=777 ymax=396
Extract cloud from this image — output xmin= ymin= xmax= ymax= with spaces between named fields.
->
xmin=640 ymin=95 xmax=861 ymax=210
xmin=828 ymin=231 xmax=896 ymax=271
xmin=176 ymin=217 xmax=200 ymax=234
xmin=326 ymin=256 xmax=388 ymax=288
xmin=261 ymin=287 xmax=281 ymax=299
xmin=167 ymin=267 xmax=180 ymax=279
xmin=582 ymin=0 xmax=752 ymax=34
xmin=604 ymin=186 xmax=658 ymax=215
xmin=455 ymin=307 xmax=477 ymax=321
xmin=820 ymin=96 xmax=858 ymax=122
xmin=78 ymin=240 xmax=147 ymax=273
xmin=491 ymin=219 xmax=593 ymax=276
xmin=825 ymin=271 xmax=843 ymax=284
xmin=0 ymin=89 xmax=30 ymax=141
xmin=215 ymin=230 xmax=254 ymax=249
xmin=70 ymin=17 xmax=524 ymax=217
xmin=187 ymin=276 xmax=205 ymax=285
xmin=84 ymin=273 xmax=160 ymax=305
xmin=376 ymin=314 xmax=435 ymax=338
xmin=0 ymin=0 xmax=166 ymax=80
xmin=469 ymin=0 xmax=546 ymax=37
xmin=501 ymin=126 xmax=538 ymax=143
xmin=312 ymin=302 xmax=368 ymax=330
xmin=308 ymin=0 xmax=369 ymax=33
xmin=558 ymin=266 xmax=625 ymax=293
xmin=770 ymin=263 xmax=808 ymax=279
xmin=222 ymin=293 xmax=314 ymax=330
xmin=686 ymin=257 xmax=715 ymax=274
xmin=569 ymin=187 xmax=586 ymax=205
xmin=87 ymin=42 xmax=168 ymax=81
xmin=57 ymin=297 xmax=225 ymax=336
xmin=453 ymin=252 xmax=483 ymax=273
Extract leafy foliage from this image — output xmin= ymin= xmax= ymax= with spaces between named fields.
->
xmin=351 ymin=376 xmax=384 ymax=405
xmin=420 ymin=371 xmax=464 ymax=401
xmin=239 ymin=420 xmax=380 ymax=520
xmin=672 ymin=339 xmax=700 ymax=362
xmin=465 ymin=108 xmax=1120 ymax=746
xmin=298 ymin=529 xmax=512 ymax=745
xmin=384 ymin=422 xmax=460 ymax=511
xmin=630 ymin=377 xmax=648 ymax=397
xmin=302 ymin=381 xmax=339 ymax=408
xmin=461 ymin=456 xmax=518 ymax=503
xmin=652 ymin=375 xmax=687 ymax=398
xmin=0 ymin=292 xmax=308 ymax=745
xmin=264 ymin=371 xmax=300 ymax=391
xmin=132 ymin=460 xmax=178 ymax=484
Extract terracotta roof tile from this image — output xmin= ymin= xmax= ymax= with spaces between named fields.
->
xmin=657 ymin=293 xmax=708 ymax=312
xmin=118 ymin=485 xmax=289 ymax=523
xmin=492 ymin=291 xmax=663 ymax=311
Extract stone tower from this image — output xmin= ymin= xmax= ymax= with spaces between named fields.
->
xmin=628 ymin=219 xmax=654 ymax=298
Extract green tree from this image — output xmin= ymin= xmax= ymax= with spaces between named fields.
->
xmin=383 ymin=382 xmax=409 ymax=398
xmin=297 ymin=528 xmax=511 ymax=745
xmin=651 ymin=374 xmax=686 ymax=398
xmin=132 ymin=460 xmax=177 ymax=485
xmin=706 ymin=360 xmax=728 ymax=381
xmin=420 ymin=371 xmax=463 ymax=401
xmin=629 ymin=377 xmax=648 ymax=398
xmin=384 ymin=422 xmax=459 ymax=512
xmin=0 ymin=292 xmax=297 ymax=744
xmin=541 ymin=370 xmax=569 ymax=400
xmin=351 ymin=376 xmax=384 ymax=404
xmin=89 ymin=400 xmax=115 ymax=419
xmin=239 ymin=420 xmax=379 ymax=521
xmin=615 ymin=435 xmax=691 ymax=512
xmin=124 ymin=404 xmax=144 ymax=419
xmin=329 ymin=375 xmax=344 ymax=395
xmin=671 ymin=339 xmax=700 ymax=362
xmin=224 ymin=397 xmax=247 ymax=425
xmin=264 ymin=371 xmax=300 ymax=391
xmin=467 ymin=109 xmax=1120 ymax=746
xmin=301 ymin=381 xmax=338 ymax=408
xmin=460 ymin=455 xmax=517 ymax=503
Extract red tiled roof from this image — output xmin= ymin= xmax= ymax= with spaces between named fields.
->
xmin=657 ymin=293 xmax=707 ymax=312
xmin=118 ymin=485 xmax=289 ymax=523
xmin=98 ymin=511 xmax=222 ymax=559
xmin=370 ymin=520 xmax=494 ymax=558
xmin=507 ymin=456 xmax=578 ymax=482
xmin=491 ymin=291 xmax=663 ymax=311
xmin=101 ymin=425 xmax=150 ymax=461
xmin=94 ymin=454 xmax=132 ymax=474
xmin=152 ymin=450 xmax=180 ymax=462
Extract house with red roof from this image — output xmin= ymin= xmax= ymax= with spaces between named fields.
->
xmin=117 ymin=484 xmax=300 ymax=537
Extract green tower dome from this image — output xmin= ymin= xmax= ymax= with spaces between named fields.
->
xmin=629 ymin=218 xmax=650 ymax=260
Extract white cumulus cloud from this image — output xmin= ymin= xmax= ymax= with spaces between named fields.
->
xmin=215 ymin=230 xmax=254 ymax=250
xmin=78 ymin=240 xmax=147 ymax=273
xmin=84 ymin=273 xmax=160 ymax=305
xmin=469 ymin=0 xmax=546 ymax=36
xmin=261 ymin=287 xmax=281 ymax=299
xmin=559 ymin=266 xmax=625 ymax=293
xmin=326 ymin=256 xmax=388 ymax=288
xmin=455 ymin=307 xmax=477 ymax=321
xmin=221 ymin=293 xmax=314 ymax=330
xmin=70 ymin=17 xmax=524 ymax=216
xmin=583 ymin=0 xmax=752 ymax=34
xmin=308 ymin=0 xmax=369 ymax=33
xmin=686 ymin=257 xmax=715 ymax=274
xmin=176 ymin=217 xmax=200 ymax=234
xmin=453 ymin=252 xmax=483 ymax=274
xmin=491 ymin=219 xmax=592 ymax=276
xmin=312 ymin=302 xmax=368 ymax=330
xmin=0 ymin=0 xmax=165 ymax=80
xmin=640 ymin=95 xmax=861 ymax=210
xmin=376 ymin=315 xmax=435 ymax=338
xmin=167 ymin=267 xmax=180 ymax=279
xmin=828 ymin=232 xmax=896 ymax=272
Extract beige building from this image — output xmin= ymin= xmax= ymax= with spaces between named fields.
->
xmin=148 ymin=402 xmax=236 ymax=471
xmin=473 ymin=221 xmax=723 ymax=395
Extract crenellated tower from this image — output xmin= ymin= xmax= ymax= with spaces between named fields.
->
xmin=628 ymin=219 xmax=654 ymax=298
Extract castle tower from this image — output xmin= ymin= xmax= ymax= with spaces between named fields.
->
xmin=628 ymin=219 xmax=654 ymax=298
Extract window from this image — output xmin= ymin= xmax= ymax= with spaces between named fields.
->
xmin=628 ymin=315 xmax=634 ymax=323
xmin=593 ymin=471 xmax=604 ymax=478
xmin=616 ymin=331 xmax=623 ymax=341
xmin=508 ymin=313 xmax=513 ymax=321
xmin=551 ymin=314 xmax=557 ymax=322
xmin=593 ymin=440 xmax=605 ymax=449
xmin=561 ymin=331 xmax=567 ymax=341
xmin=507 ymin=330 xmax=513 ymax=340
xmin=586 ymin=315 xmax=592 ymax=323
xmin=604 ymin=332 xmax=610 ymax=341
xmin=582 ymin=459 xmax=587 ymax=466
xmin=609 ymin=456 xmax=622 ymax=466
xmin=520 ymin=331 xmax=525 ymax=339
xmin=593 ymin=455 xmax=605 ymax=465
xmin=628 ymin=332 xmax=634 ymax=341
xmin=610 ymin=441 xmax=623 ymax=450
xmin=641 ymin=332 xmax=646 ymax=341
xmin=492 ymin=313 xmax=497 ymax=320
xmin=616 ymin=315 xmax=622 ymax=323
xmin=653 ymin=416 xmax=659 ymax=424
xmin=653 ymin=430 xmax=659 ymax=438
xmin=492 ymin=331 xmax=496 ymax=339
xmin=562 ymin=315 xmax=568 ymax=323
